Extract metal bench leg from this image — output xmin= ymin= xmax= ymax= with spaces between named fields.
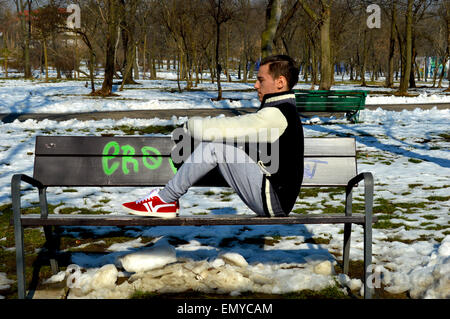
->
xmin=364 ymin=221 xmax=373 ymax=299
xmin=44 ymin=226 xmax=59 ymax=274
xmin=363 ymin=173 xmax=374 ymax=299
xmin=345 ymin=110 xmax=360 ymax=124
xmin=39 ymin=188 xmax=59 ymax=274
xmin=343 ymin=187 xmax=352 ymax=274
xmin=12 ymin=175 xmax=26 ymax=299
xmin=14 ymin=225 xmax=26 ymax=299
xmin=346 ymin=172 xmax=374 ymax=299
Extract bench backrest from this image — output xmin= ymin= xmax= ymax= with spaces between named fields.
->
xmin=33 ymin=136 xmax=357 ymax=187
xmin=294 ymin=90 xmax=367 ymax=110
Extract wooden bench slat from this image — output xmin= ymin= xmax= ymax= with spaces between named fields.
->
xmin=33 ymin=156 xmax=356 ymax=187
xmin=35 ymin=136 xmax=356 ymax=157
xmin=33 ymin=136 xmax=357 ymax=187
xmin=35 ymin=135 xmax=176 ymax=156
xmin=19 ymin=214 xmax=375 ymax=226
xmin=303 ymin=138 xmax=355 ymax=156
xmin=302 ymin=157 xmax=356 ymax=186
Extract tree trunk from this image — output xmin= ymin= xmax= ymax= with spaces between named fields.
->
xmin=3 ymin=50 xmax=8 ymax=78
xmin=16 ymin=0 xmax=32 ymax=78
xmin=143 ymin=37 xmax=147 ymax=79
xmin=361 ymin=30 xmax=368 ymax=87
xmin=89 ymin=50 xmax=95 ymax=93
xmin=409 ymin=35 xmax=417 ymax=88
xmin=43 ymin=40 xmax=48 ymax=82
xmin=310 ymin=39 xmax=318 ymax=87
xmin=24 ymin=0 xmax=32 ymax=78
xmin=214 ymin=0 xmax=223 ymax=101
xmin=177 ymin=52 xmax=182 ymax=92
xmin=215 ymin=29 xmax=222 ymax=100
xmin=134 ymin=46 xmax=139 ymax=80
xmin=121 ymin=25 xmax=138 ymax=84
xmin=445 ymin=1 xmax=450 ymax=91
xmin=119 ymin=45 xmax=137 ymax=91
xmin=243 ymin=57 xmax=248 ymax=83
xmin=386 ymin=0 xmax=397 ymax=88
xmin=261 ymin=0 xmax=282 ymax=58
xmin=318 ymin=5 xmax=333 ymax=90
xmin=398 ymin=0 xmax=413 ymax=95
xmin=96 ymin=0 xmax=120 ymax=96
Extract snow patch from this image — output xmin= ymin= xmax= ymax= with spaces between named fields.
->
xmin=119 ymin=244 xmax=177 ymax=273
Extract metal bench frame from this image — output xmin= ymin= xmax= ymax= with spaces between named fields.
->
xmin=11 ymin=136 xmax=376 ymax=299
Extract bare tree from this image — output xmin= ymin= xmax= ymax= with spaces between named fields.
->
xmin=33 ymin=4 xmax=67 ymax=82
xmin=398 ymin=0 xmax=413 ymax=94
xmin=95 ymin=0 xmax=122 ymax=96
xmin=385 ymin=0 xmax=398 ymax=88
xmin=439 ymin=0 xmax=450 ymax=91
xmin=298 ymin=0 xmax=334 ymax=90
xmin=0 ymin=5 xmax=17 ymax=78
xmin=207 ymin=0 xmax=234 ymax=100
xmin=261 ymin=0 xmax=281 ymax=58
xmin=119 ymin=0 xmax=139 ymax=87
xmin=14 ymin=0 xmax=33 ymax=78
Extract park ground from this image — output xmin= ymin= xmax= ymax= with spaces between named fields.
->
xmin=0 ymin=71 xmax=449 ymax=299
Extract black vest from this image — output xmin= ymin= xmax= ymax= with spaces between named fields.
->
xmin=258 ymin=91 xmax=304 ymax=215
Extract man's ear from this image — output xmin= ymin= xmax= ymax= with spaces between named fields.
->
xmin=276 ymin=76 xmax=288 ymax=90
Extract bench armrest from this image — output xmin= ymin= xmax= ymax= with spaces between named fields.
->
xmin=11 ymin=174 xmax=44 ymax=189
xmin=345 ymin=172 xmax=374 ymax=220
xmin=11 ymin=174 xmax=48 ymax=222
xmin=345 ymin=172 xmax=375 ymax=299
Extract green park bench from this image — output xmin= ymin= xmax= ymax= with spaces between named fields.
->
xmin=11 ymin=134 xmax=376 ymax=299
xmin=294 ymin=90 xmax=368 ymax=123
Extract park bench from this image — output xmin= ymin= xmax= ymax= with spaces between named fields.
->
xmin=11 ymin=134 xmax=376 ymax=299
xmin=294 ymin=90 xmax=368 ymax=123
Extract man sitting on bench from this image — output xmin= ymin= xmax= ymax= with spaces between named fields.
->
xmin=122 ymin=55 xmax=304 ymax=218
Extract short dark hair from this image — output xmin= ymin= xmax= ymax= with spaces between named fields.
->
xmin=260 ymin=55 xmax=299 ymax=90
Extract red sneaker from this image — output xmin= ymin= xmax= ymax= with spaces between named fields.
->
xmin=122 ymin=189 xmax=179 ymax=218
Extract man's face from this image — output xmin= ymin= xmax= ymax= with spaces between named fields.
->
xmin=254 ymin=64 xmax=285 ymax=102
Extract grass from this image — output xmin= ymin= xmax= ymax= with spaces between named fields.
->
xmin=421 ymin=214 xmax=438 ymax=220
xmin=422 ymin=185 xmax=449 ymax=190
xmin=438 ymin=133 xmax=450 ymax=142
xmin=299 ymin=187 xmax=341 ymax=198
xmin=372 ymin=198 xmax=427 ymax=215
xmin=426 ymin=195 xmax=450 ymax=202
xmin=425 ymin=224 xmax=449 ymax=231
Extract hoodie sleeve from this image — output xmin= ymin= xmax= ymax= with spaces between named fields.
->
xmin=186 ymin=107 xmax=287 ymax=143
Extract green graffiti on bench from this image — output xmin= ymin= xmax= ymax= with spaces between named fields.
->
xmin=102 ymin=141 xmax=178 ymax=176
xmin=102 ymin=141 xmax=327 ymax=180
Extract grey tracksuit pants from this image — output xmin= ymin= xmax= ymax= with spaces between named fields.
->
xmin=158 ymin=142 xmax=267 ymax=216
